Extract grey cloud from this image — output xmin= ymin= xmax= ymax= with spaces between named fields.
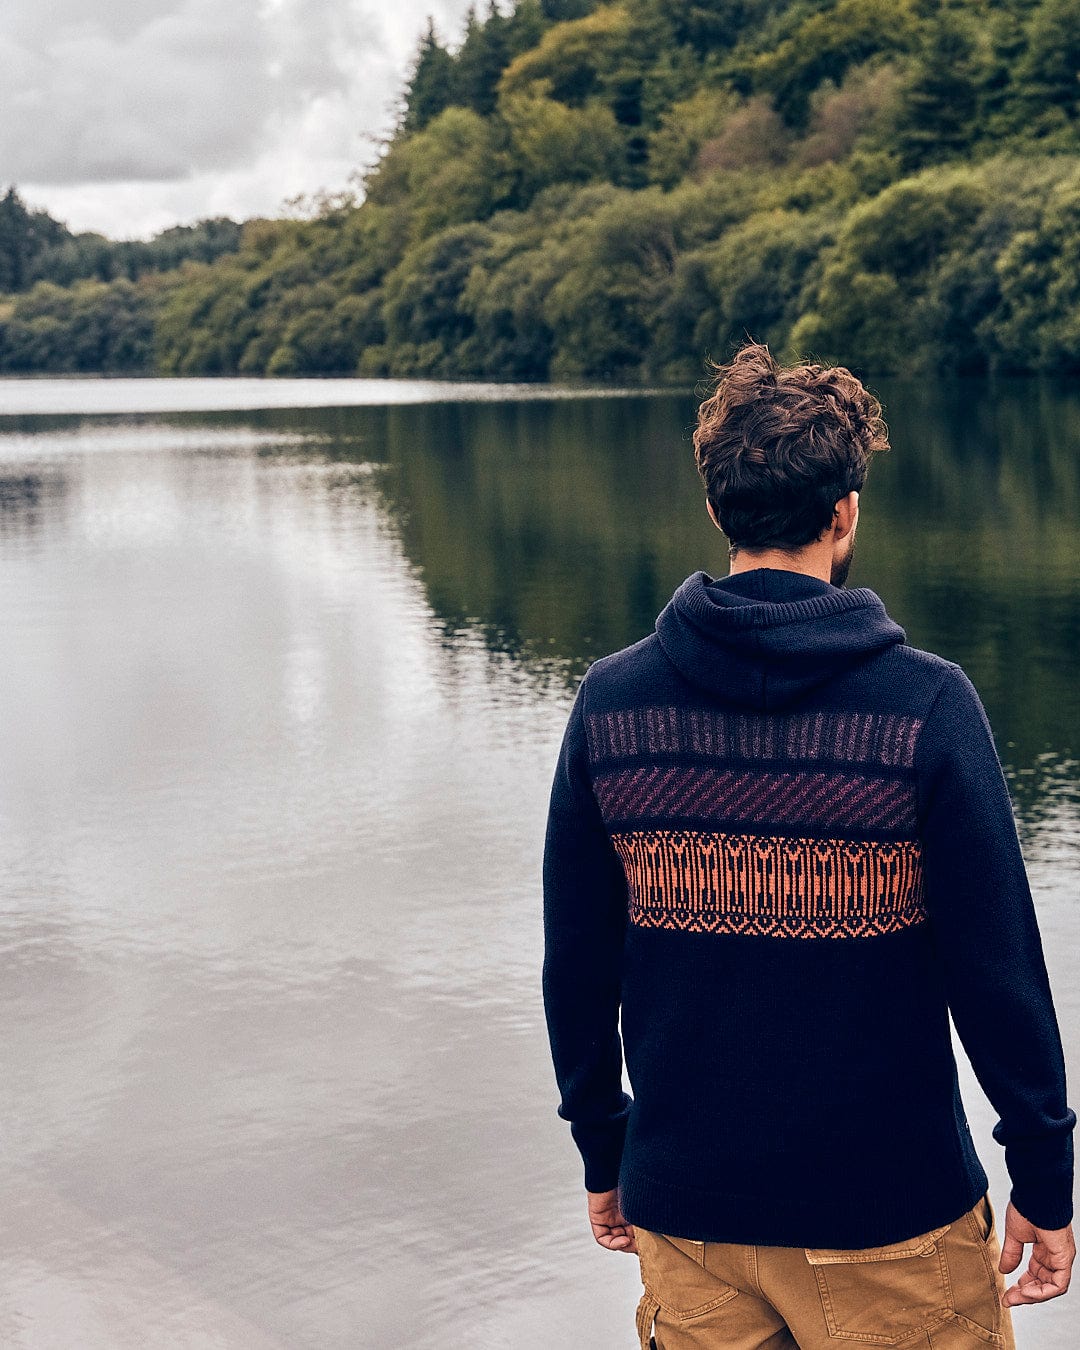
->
xmin=8 ymin=1 xmax=186 ymax=42
xmin=0 ymin=0 xmax=392 ymax=185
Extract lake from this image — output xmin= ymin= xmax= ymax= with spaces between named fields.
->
xmin=0 ymin=376 xmax=1075 ymax=1348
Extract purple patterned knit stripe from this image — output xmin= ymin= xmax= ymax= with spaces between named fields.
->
xmin=593 ymin=765 xmax=917 ymax=831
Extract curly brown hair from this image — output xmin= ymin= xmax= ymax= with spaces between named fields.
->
xmin=693 ymin=340 xmax=890 ymax=555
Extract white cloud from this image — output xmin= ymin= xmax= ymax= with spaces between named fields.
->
xmin=4 ymin=0 xmax=476 ymax=238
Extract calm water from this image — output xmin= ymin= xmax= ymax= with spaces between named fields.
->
xmin=0 ymin=377 xmax=1076 ymax=1348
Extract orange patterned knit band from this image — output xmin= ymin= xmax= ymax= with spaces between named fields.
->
xmin=611 ymin=829 xmax=927 ymax=939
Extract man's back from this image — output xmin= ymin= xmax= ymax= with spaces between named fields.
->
xmin=545 ymin=563 xmax=1072 ymax=1248
xmin=541 ymin=341 xmax=1075 ymax=1335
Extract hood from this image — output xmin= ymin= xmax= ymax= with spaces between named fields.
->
xmin=655 ymin=567 xmax=906 ymax=712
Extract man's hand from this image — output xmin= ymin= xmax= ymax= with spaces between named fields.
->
xmin=587 ymin=1187 xmax=638 ymax=1254
xmin=999 ymin=1201 xmax=1075 ymax=1305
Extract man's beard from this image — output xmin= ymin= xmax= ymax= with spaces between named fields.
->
xmin=831 ymin=533 xmax=857 ymax=587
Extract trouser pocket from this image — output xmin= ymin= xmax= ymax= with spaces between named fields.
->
xmin=804 ymin=1220 xmax=954 ymax=1344
xmin=945 ymin=1192 xmax=1010 ymax=1345
xmin=636 ymin=1227 xmax=740 ymax=1319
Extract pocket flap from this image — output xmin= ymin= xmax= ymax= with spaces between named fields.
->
xmin=805 ymin=1221 xmax=953 ymax=1265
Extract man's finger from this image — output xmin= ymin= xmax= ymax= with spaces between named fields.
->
xmin=592 ymin=1225 xmax=639 ymax=1253
xmin=1003 ymin=1268 xmax=1070 ymax=1304
xmin=1004 ymin=1282 xmax=1061 ymax=1304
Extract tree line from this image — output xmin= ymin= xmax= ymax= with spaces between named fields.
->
xmin=3 ymin=0 xmax=1080 ymax=379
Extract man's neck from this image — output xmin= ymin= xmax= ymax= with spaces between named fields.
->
xmin=727 ymin=548 xmax=833 ymax=584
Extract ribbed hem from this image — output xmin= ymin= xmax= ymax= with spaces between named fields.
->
xmin=618 ymin=1159 xmax=989 ymax=1249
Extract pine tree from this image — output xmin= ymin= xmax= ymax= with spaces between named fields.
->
xmin=0 ymin=188 xmax=69 ymax=293
xmin=402 ymin=18 xmax=457 ymax=133
xmin=505 ymin=0 xmax=548 ymax=59
xmin=456 ymin=3 xmax=510 ymax=118
xmin=1015 ymin=0 xmax=1080 ymax=124
xmin=979 ymin=9 xmax=1028 ymax=132
xmin=0 ymin=188 xmax=31 ymax=292
xmin=894 ymin=15 xmax=981 ymax=170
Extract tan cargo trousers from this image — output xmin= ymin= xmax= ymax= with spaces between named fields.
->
xmin=635 ymin=1191 xmax=1016 ymax=1348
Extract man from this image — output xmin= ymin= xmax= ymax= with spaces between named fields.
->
xmin=541 ymin=340 xmax=1075 ymax=1348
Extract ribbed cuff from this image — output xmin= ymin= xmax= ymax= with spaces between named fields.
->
xmin=1008 ymin=1184 xmax=1074 ymax=1232
xmin=1001 ymin=1124 xmax=1075 ymax=1231
xmin=572 ymin=1096 xmax=631 ymax=1194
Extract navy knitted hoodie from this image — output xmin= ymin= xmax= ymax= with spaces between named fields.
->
xmin=542 ymin=567 xmax=1075 ymax=1247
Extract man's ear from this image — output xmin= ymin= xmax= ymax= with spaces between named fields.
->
xmin=706 ymin=498 xmax=720 ymax=530
xmin=835 ymin=490 xmax=858 ymax=539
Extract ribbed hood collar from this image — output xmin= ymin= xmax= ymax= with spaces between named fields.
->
xmin=655 ymin=567 xmax=906 ymax=712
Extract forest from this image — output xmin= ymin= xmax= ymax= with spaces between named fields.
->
xmin=2 ymin=0 xmax=1080 ymax=380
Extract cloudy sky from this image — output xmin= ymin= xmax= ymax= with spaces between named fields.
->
xmin=3 ymin=0 xmax=475 ymax=239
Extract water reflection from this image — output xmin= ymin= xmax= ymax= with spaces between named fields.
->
xmin=0 ymin=380 xmax=1074 ymax=1348
xmin=0 ymin=470 xmax=67 ymax=545
xmin=191 ymin=381 xmax=1080 ymax=751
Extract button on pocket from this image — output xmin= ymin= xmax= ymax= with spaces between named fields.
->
xmin=636 ymin=1228 xmax=740 ymax=1319
xmin=804 ymin=1222 xmax=954 ymax=1345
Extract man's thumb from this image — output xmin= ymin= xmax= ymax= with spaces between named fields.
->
xmin=999 ymin=1231 xmax=1024 ymax=1274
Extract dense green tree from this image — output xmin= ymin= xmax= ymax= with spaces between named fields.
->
xmin=458 ymin=231 xmax=557 ymax=377
xmin=648 ymin=0 xmax=750 ymax=55
xmin=982 ymin=163 xmax=1080 ymax=371
xmin=788 ymin=166 xmax=991 ymax=373
xmin=0 ymin=276 xmax=156 ymax=372
xmin=377 ymin=223 xmax=496 ymax=375
xmin=264 ymin=287 xmax=378 ymax=375
xmin=541 ymin=0 xmax=599 ymax=17
xmin=499 ymin=4 xmax=634 ymax=106
xmin=744 ymin=0 xmax=919 ymax=130
xmin=0 ymin=189 xmax=241 ymax=293
xmin=539 ymin=188 xmax=679 ymax=379
xmin=368 ymin=105 xmax=515 ymax=236
xmin=501 ymin=91 xmax=625 ymax=193
xmin=695 ymin=209 xmax=836 ymax=356
xmin=644 ymin=86 xmax=741 ymax=185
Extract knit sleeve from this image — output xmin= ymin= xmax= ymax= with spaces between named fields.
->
xmin=542 ymin=672 xmax=632 ymax=1193
xmin=915 ymin=662 xmax=1076 ymax=1231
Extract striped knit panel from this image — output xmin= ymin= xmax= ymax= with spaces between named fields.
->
xmin=587 ymin=705 xmax=926 ymax=941
xmin=594 ymin=766 xmax=917 ymax=833
xmin=585 ymin=706 xmax=921 ymax=768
